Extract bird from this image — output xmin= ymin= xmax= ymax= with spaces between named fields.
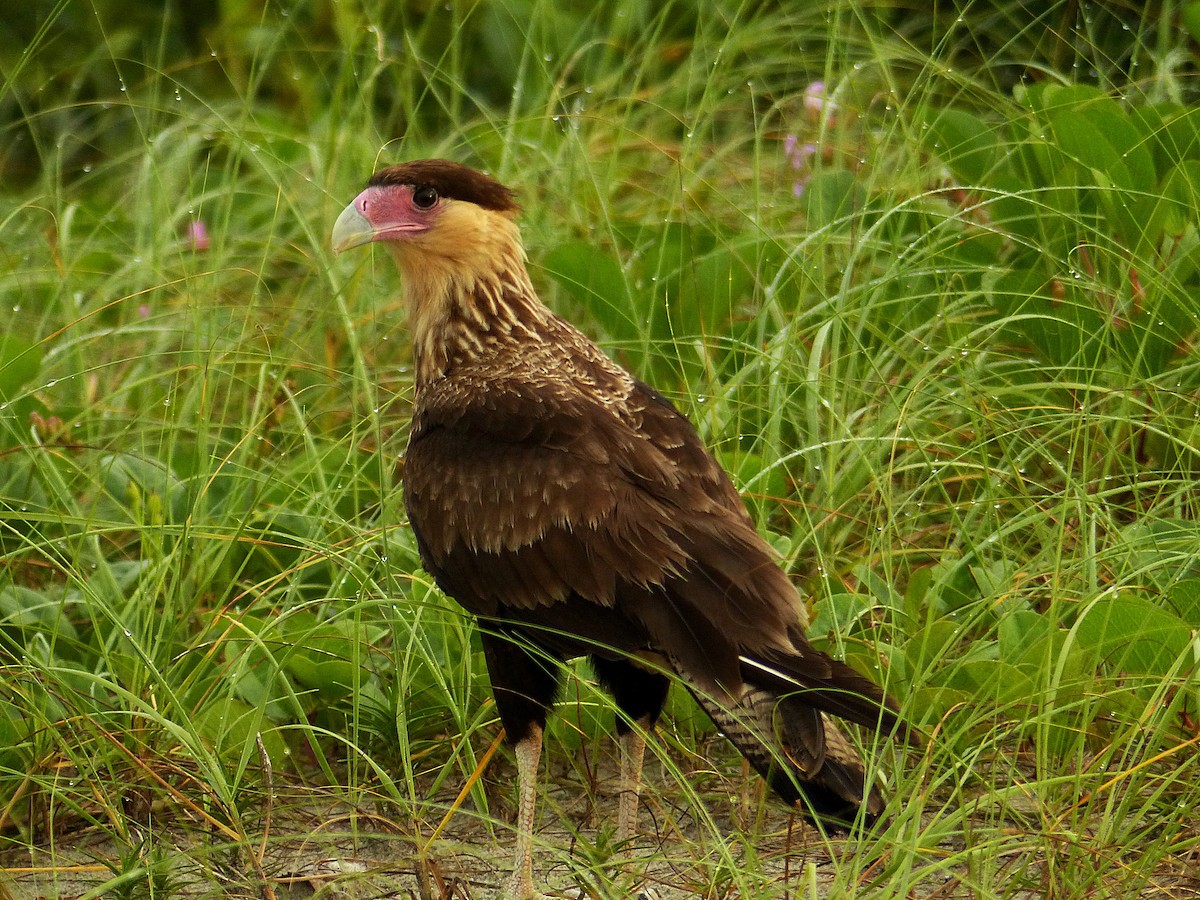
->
xmin=331 ymin=159 xmax=906 ymax=899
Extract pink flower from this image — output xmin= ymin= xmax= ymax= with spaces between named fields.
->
xmin=783 ymin=135 xmax=819 ymax=196
xmin=788 ymin=141 xmax=817 ymax=170
xmin=804 ymin=81 xmax=836 ymax=123
xmin=187 ymin=219 xmax=210 ymax=252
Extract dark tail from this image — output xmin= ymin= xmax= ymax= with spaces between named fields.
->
xmin=683 ymin=651 xmax=905 ymax=828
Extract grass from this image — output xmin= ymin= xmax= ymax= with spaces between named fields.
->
xmin=2 ymin=0 xmax=1200 ymax=897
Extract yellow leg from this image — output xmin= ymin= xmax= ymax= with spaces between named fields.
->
xmin=616 ymin=720 xmax=649 ymax=847
xmin=501 ymin=724 xmax=546 ymax=900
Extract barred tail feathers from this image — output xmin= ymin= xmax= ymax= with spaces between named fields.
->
xmin=685 ymin=678 xmax=886 ymax=827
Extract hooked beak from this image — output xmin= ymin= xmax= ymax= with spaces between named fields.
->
xmin=331 ymin=198 xmax=375 ymax=253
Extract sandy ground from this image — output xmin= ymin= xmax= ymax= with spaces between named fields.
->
xmin=0 ymin=747 xmax=876 ymax=900
xmin=2 ymin=746 xmax=1197 ymax=899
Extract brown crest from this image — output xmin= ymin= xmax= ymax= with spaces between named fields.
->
xmin=367 ymin=159 xmax=519 ymax=213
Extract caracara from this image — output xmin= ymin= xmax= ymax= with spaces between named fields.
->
xmin=332 ymin=160 xmax=905 ymax=899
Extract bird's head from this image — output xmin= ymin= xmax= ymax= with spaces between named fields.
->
xmin=332 ymin=160 xmax=543 ymax=377
xmin=332 ymin=159 xmax=521 ymax=269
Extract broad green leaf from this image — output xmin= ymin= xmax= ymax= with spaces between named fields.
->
xmin=904 ymin=619 xmax=966 ymax=675
xmin=0 ymin=700 xmax=29 ymax=760
xmin=928 ymin=556 xmax=982 ymax=614
xmin=922 ymin=107 xmax=1004 ymax=185
xmin=98 ymin=452 xmax=187 ymax=522
xmin=542 ymin=242 xmax=632 ymax=342
xmin=0 ymin=335 xmax=41 ymax=402
xmin=902 ymin=566 xmax=933 ymax=624
xmin=1183 ymin=2 xmax=1200 ymax=43
xmin=1167 ymin=578 xmax=1200 ymax=627
xmin=0 ymin=584 xmax=78 ymax=643
xmin=1041 ymin=94 xmax=1155 ymax=249
xmin=1078 ymin=102 xmax=1155 ymax=192
xmin=986 ymin=173 xmax=1043 ymax=243
xmin=280 ymin=611 xmax=365 ymax=702
xmin=1113 ymin=299 xmax=1190 ymax=379
xmin=1035 ymin=83 xmax=1111 ymax=117
xmin=0 ymin=584 xmax=51 ymax=630
xmin=1134 ymin=104 xmax=1200 ymax=180
xmin=1163 ymin=230 xmax=1200 ymax=290
xmin=1076 ymin=594 xmax=1194 ymax=677
xmin=690 ymin=247 xmax=754 ymax=336
xmin=193 ymin=695 xmax=288 ymax=763
xmin=1012 ymin=628 xmax=1093 ymax=693
xmin=1049 ymin=108 xmax=1134 ymax=190
xmin=941 ymin=660 xmax=1035 ymax=706
xmin=904 ymin=685 xmax=971 ymax=728
xmin=985 ymin=268 xmax=1107 ymax=372
xmin=1121 ymin=519 xmax=1200 ymax=586
xmin=0 ymin=452 xmax=49 ymax=516
xmin=808 ymin=592 xmax=876 ymax=640
xmin=997 ymin=609 xmax=1052 ymax=661
xmin=1160 ymin=160 xmax=1200 ymax=236
xmin=801 ymin=170 xmax=862 ymax=231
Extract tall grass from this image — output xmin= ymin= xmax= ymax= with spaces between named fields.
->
xmin=2 ymin=1 xmax=1198 ymax=897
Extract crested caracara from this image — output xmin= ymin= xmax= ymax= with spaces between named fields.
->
xmin=332 ymin=160 xmax=906 ymax=900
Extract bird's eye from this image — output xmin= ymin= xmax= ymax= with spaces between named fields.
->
xmin=412 ymin=186 xmax=439 ymax=210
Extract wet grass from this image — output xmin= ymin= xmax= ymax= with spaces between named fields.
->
xmin=2 ymin=1 xmax=1199 ymax=897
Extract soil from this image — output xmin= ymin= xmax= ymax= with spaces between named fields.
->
xmin=2 ymin=745 xmax=1198 ymax=899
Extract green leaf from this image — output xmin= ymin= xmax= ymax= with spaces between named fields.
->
xmin=1121 ymin=518 xmax=1200 ymax=586
xmin=1040 ymin=93 xmax=1155 ymax=250
xmin=922 ymin=107 xmax=1003 ymax=184
xmin=1135 ymin=104 xmax=1200 ymax=178
xmin=1183 ymin=2 xmax=1200 ymax=42
xmin=1013 ymin=628 xmax=1093 ymax=694
xmin=904 ymin=685 xmax=971 ymax=728
xmin=1160 ymin=160 xmax=1200 ymax=236
xmin=985 ymin=268 xmax=1107 ymax=372
xmin=0 ymin=584 xmax=78 ymax=642
xmin=98 ymin=452 xmax=187 ymax=522
xmin=542 ymin=242 xmax=632 ymax=342
xmin=808 ymin=592 xmax=876 ymax=641
xmin=0 ymin=700 xmax=29 ymax=764
xmin=801 ymin=170 xmax=862 ymax=231
xmin=689 ymin=247 xmax=754 ymax=336
xmin=904 ymin=619 xmax=966 ymax=675
xmin=902 ymin=566 xmax=933 ymax=624
xmin=1166 ymin=578 xmax=1200 ymax=628
xmin=929 ymin=556 xmax=982 ymax=614
xmin=0 ymin=584 xmax=51 ymax=630
xmin=941 ymin=660 xmax=1035 ymax=706
xmin=0 ymin=335 xmax=42 ymax=409
xmin=1050 ymin=107 xmax=1134 ymax=183
xmin=998 ymin=609 xmax=1052 ymax=661
xmin=1076 ymin=594 xmax=1194 ymax=677
xmin=279 ymin=612 xmax=365 ymax=702
xmin=1027 ymin=83 xmax=1102 ymax=114
xmin=193 ymin=695 xmax=288 ymax=763
xmin=986 ymin=173 xmax=1043 ymax=243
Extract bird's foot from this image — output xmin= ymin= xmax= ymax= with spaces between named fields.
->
xmin=497 ymin=870 xmax=547 ymax=900
xmin=561 ymin=887 xmax=657 ymax=900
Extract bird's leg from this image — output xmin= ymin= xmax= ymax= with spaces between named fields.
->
xmin=616 ymin=719 xmax=649 ymax=848
xmin=502 ymin=723 xmax=544 ymax=900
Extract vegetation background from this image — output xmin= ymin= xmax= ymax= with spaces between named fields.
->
xmin=1 ymin=0 xmax=1199 ymax=897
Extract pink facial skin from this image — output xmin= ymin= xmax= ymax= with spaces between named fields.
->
xmin=332 ymin=184 xmax=442 ymax=252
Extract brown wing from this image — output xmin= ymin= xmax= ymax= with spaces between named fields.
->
xmin=402 ymin=369 xmax=809 ymax=677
